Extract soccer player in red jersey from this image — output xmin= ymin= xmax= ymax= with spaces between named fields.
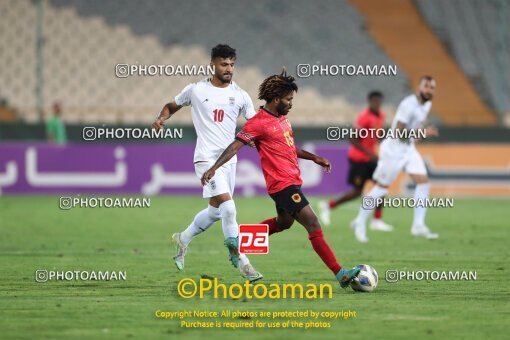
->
xmin=201 ymin=69 xmax=361 ymax=288
xmin=319 ymin=91 xmax=394 ymax=239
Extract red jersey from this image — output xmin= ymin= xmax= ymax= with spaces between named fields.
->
xmin=347 ymin=108 xmax=385 ymax=162
xmin=236 ymin=108 xmax=302 ymax=194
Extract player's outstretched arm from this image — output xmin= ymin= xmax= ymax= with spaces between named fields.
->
xmin=152 ymin=101 xmax=182 ymax=131
xmin=201 ymin=140 xmax=245 ymax=185
xmin=413 ymin=124 xmax=439 ymax=142
xmin=296 ymin=148 xmax=331 ymax=173
xmin=396 ymin=121 xmax=438 ymax=142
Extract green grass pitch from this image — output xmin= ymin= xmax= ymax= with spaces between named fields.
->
xmin=1 ymin=196 xmax=508 ymax=339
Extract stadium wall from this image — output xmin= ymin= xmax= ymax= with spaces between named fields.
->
xmin=1 ymin=141 xmax=509 ymax=198
xmin=2 ymin=123 xmax=510 ymax=143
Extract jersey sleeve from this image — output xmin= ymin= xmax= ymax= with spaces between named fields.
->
xmin=394 ymin=100 xmax=413 ymax=126
xmin=240 ymin=90 xmax=256 ymax=120
xmin=236 ymin=117 xmax=264 ymax=144
xmin=380 ymin=110 xmax=386 ymax=122
xmin=174 ymin=83 xmax=195 ymax=107
xmin=354 ymin=113 xmax=369 ymax=129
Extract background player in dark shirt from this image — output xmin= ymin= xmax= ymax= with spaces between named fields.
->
xmin=201 ymin=69 xmax=361 ymax=288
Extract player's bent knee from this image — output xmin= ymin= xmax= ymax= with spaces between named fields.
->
xmin=410 ymin=174 xmax=429 ymax=184
xmin=305 ymin=217 xmax=321 ymax=233
xmin=375 ymin=181 xmax=389 ymax=189
xmin=276 ymin=215 xmax=294 ymax=230
xmin=209 ymin=193 xmax=232 ymax=208
xmin=311 ymin=220 xmax=321 ymax=230
xmin=207 ymin=205 xmax=221 ymax=220
xmin=278 ymin=220 xmax=294 ymax=230
xmin=219 ymin=200 xmax=236 ymax=220
xmin=276 ymin=211 xmax=295 ymax=230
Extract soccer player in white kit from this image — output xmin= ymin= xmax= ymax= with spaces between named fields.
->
xmin=152 ymin=45 xmax=262 ymax=281
xmin=350 ymin=76 xmax=440 ymax=243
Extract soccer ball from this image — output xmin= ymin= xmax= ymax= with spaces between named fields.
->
xmin=350 ymin=264 xmax=378 ymax=292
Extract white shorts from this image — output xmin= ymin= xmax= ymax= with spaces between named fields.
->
xmin=194 ymin=161 xmax=236 ymax=198
xmin=373 ymin=139 xmax=427 ymax=186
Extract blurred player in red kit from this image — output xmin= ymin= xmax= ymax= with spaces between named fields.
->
xmin=201 ymin=69 xmax=361 ymax=288
xmin=319 ymin=91 xmax=394 ymax=241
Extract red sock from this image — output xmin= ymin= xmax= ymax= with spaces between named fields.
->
xmin=328 ymin=199 xmax=336 ymax=209
xmin=308 ymin=229 xmax=342 ymax=274
xmin=261 ymin=217 xmax=281 ymax=235
xmin=374 ymin=207 xmax=382 ymax=219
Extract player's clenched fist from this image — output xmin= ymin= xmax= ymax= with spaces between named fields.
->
xmin=314 ymin=156 xmax=332 ymax=173
xmin=201 ymin=168 xmax=216 ymax=186
xmin=152 ymin=118 xmax=165 ymax=131
xmin=425 ymin=125 xmax=439 ymax=137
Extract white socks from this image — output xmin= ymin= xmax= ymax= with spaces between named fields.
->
xmin=413 ymin=183 xmax=430 ymax=227
xmin=355 ymin=185 xmax=389 ymax=228
xmin=179 ymin=199 xmax=251 ymax=267
xmin=239 ymin=254 xmax=250 ymax=267
xmin=218 ymin=200 xmax=238 ymax=239
xmin=219 ymin=200 xmax=251 ymax=267
xmin=180 ymin=205 xmax=221 ymax=246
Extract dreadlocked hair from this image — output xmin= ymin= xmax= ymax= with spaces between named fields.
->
xmin=258 ymin=67 xmax=298 ymax=102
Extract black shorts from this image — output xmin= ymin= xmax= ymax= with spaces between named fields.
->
xmin=347 ymin=160 xmax=377 ymax=189
xmin=269 ymin=185 xmax=310 ymax=216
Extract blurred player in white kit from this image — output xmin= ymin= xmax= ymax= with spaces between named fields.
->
xmin=351 ymin=75 xmax=440 ymax=243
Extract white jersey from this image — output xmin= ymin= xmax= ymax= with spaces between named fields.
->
xmin=374 ymin=94 xmax=431 ymax=185
xmin=391 ymin=94 xmax=432 ymax=132
xmin=380 ymin=94 xmax=432 ymax=157
xmin=175 ymin=79 xmax=256 ymax=164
